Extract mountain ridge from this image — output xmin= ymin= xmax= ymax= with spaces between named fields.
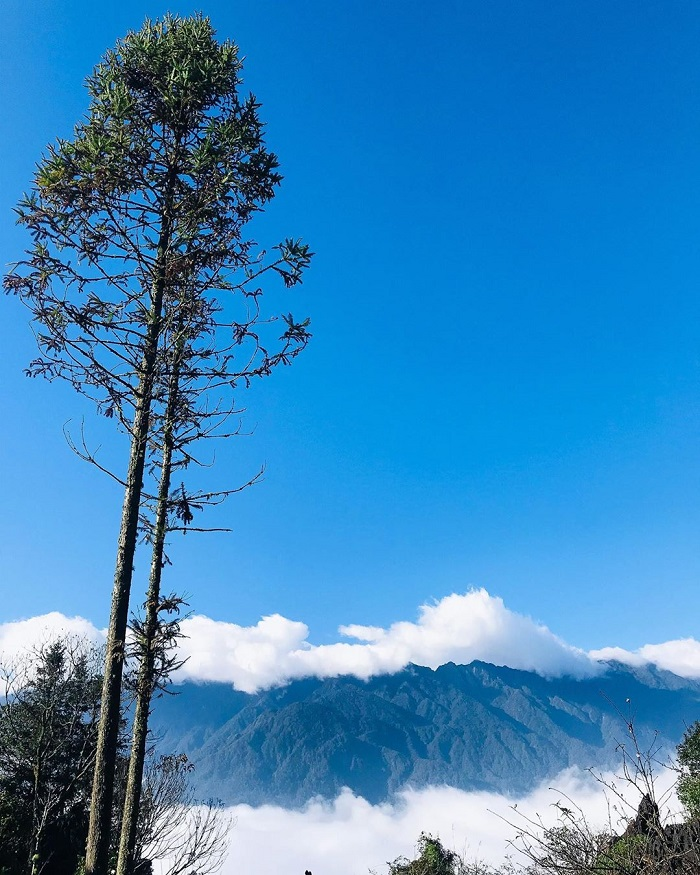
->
xmin=150 ymin=659 xmax=700 ymax=807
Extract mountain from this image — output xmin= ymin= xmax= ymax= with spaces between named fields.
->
xmin=150 ymin=660 xmax=700 ymax=807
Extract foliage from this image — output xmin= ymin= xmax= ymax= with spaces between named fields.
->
xmin=0 ymin=640 xmax=229 ymax=875
xmin=387 ymin=833 xmax=498 ymax=875
xmin=5 ymin=9 xmax=311 ymax=481
xmin=0 ymin=640 xmax=102 ymax=875
xmin=604 ymin=834 xmax=647 ymax=872
xmin=676 ymin=722 xmax=700 ymax=818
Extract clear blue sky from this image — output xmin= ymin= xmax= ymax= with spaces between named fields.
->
xmin=2 ymin=0 xmax=700 ymax=651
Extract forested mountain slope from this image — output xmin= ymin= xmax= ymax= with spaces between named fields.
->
xmin=150 ymin=660 xmax=700 ymax=806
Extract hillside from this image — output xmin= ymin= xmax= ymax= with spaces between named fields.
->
xmin=150 ymin=660 xmax=700 ymax=806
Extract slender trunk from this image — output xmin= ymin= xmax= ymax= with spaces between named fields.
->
xmin=28 ymin=703 xmax=51 ymax=875
xmin=115 ymin=333 xmax=182 ymax=875
xmin=28 ymin=754 xmax=42 ymax=875
xmin=84 ymin=217 xmax=172 ymax=875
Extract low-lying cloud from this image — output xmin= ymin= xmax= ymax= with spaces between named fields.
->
xmin=4 ymin=590 xmax=700 ymax=692
xmin=207 ymin=767 xmax=679 ymax=875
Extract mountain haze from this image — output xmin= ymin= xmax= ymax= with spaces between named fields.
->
xmin=151 ymin=660 xmax=700 ymax=807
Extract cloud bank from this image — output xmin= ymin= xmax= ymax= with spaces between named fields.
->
xmin=591 ymin=639 xmax=700 ymax=680
xmin=0 ymin=611 xmax=105 ymax=662
xmin=4 ymin=590 xmax=700 ymax=692
xmin=176 ymin=589 xmax=596 ymax=691
xmin=207 ymin=767 xmax=679 ymax=875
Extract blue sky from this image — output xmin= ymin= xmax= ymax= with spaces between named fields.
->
xmin=2 ymin=0 xmax=700 ymax=652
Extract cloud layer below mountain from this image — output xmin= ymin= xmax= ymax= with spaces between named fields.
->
xmin=208 ymin=767 xmax=679 ymax=875
xmin=3 ymin=590 xmax=700 ymax=692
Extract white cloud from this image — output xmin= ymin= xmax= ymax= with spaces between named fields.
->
xmin=339 ymin=624 xmax=387 ymax=643
xmin=181 ymin=768 xmax=679 ymax=875
xmin=177 ymin=613 xmax=310 ymax=691
xmin=176 ymin=589 xmax=598 ymax=692
xmin=0 ymin=612 xmax=105 ymax=663
xmin=5 ymin=591 xmax=700 ymax=693
xmin=591 ymin=638 xmax=700 ymax=680
xmin=2 ymin=600 xmax=693 ymax=875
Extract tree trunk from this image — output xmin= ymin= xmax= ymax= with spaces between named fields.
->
xmin=84 ymin=245 xmax=170 ymax=875
xmin=28 ymin=755 xmax=42 ymax=875
xmin=115 ymin=334 xmax=182 ymax=875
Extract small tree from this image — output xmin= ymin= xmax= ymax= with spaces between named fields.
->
xmin=386 ymin=834 xmax=499 ymax=875
xmin=0 ymin=639 xmax=227 ymax=875
xmin=0 ymin=639 xmax=102 ymax=875
xmin=389 ymin=834 xmax=468 ymax=875
xmin=5 ymin=14 xmax=311 ymax=874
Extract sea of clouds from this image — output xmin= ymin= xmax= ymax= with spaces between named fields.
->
xmin=157 ymin=765 xmax=679 ymax=875
xmin=3 ymin=589 xmax=700 ymax=691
